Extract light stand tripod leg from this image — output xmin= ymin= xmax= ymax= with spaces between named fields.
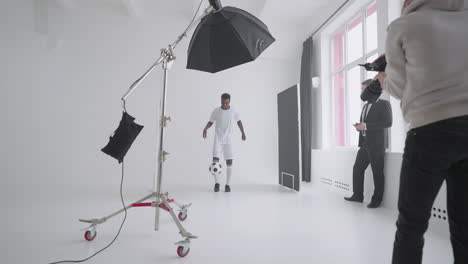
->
xmin=159 ymin=194 xmax=198 ymax=239
xmin=79 ymin=193 xmax=155 ymax=225
xmin=159 ymin=193 xmax=197 ymax=257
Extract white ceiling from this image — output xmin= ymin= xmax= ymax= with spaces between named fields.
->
xmin=36 ymin=0 xmax=348 ymax=37
xmin=261 ymin=0 xmax=345 ymax=29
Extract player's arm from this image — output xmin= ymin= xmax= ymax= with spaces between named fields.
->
xmin=203 ymin=122 xmax=213 ymax=139
xmin=237 ymin=120 xmax=246 ymax=141
xmin=204 ymin=109 xmax=217 ymax=139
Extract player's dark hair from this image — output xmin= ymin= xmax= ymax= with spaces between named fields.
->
xmin=221 ymin=93 xmax=231 ymax=100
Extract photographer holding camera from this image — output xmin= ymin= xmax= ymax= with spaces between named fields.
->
xmin=344 ymin=79 xmax=392 ymax=209
xmin=376 ymin=0 xmax=468 ymax=263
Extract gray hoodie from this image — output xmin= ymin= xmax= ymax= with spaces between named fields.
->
xmin=385 ymin=0 xmax=468 ymax=129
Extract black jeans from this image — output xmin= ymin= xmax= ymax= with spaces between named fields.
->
xmin=353 ymin=145 xmax=385 ymax=202
xmin=392 ymin=116 xmax=468 ymax=264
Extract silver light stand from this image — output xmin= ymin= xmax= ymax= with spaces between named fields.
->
xmin=79 ymin=5 xmax=214 ymax=257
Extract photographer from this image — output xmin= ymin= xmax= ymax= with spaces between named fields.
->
xmin=376 ymin=0 xmax=468 ymax=263
xmin=344 ymin=79 xmax=392 ymax=209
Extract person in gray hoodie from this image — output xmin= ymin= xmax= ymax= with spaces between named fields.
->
xmin=377 ymin=0 xmax=468 ymax=263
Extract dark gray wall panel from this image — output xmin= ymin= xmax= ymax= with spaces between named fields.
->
xmin=300 ymin=37 xmax=313 ymax=183
xmin=278 ymin=85 xmax=301 ymax=191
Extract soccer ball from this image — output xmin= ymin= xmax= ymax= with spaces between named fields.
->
xmin=209 ymin=162 xmax=223 ymax=176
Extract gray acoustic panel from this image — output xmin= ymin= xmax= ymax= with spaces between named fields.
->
xmin=278 ymin=84 xmax=301 ymax=191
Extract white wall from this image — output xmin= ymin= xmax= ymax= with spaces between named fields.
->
xmin=312 ymin=150 xmax=401 ymax=208
xmin=2 ymin=0 xmax=304 ymax=198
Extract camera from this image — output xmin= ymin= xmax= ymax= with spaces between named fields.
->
xmin=360 ymin=79 xmax=383 ymax=103
xmin=359 ymin=55 xmax=387 ymax=103
xmin=359 ymin=55 xmax=387 ymax=72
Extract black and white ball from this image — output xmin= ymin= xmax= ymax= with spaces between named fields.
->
xmin=209 ymin=162 xmax=223 ymax=176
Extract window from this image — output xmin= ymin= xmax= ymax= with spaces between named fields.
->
xmin=331 ymin=1 xmax=379 ymax=147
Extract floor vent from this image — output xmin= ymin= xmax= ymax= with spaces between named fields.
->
xmin=334 ymin=181 xmax=350 ymax=191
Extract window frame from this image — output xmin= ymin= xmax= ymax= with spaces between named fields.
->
xmin=330 ymin=1 xmax=379 ymax=148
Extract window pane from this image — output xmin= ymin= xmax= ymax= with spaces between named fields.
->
xmin=347 ymin=16 xmax=363 ymax=64
xmin=333 ymin=30 xmax=345 ymax=72
xmin=334 ymin=72 xmax=345 ymax=146
xmin=346 ymin=67 xmax=362 ymax=147
xmin=331 ymin=4 xmax=379 ymax=148
xmin=365 ymin=53 xmax=379 ymax=80
xmin=366 ymin=3 xmax=378 ymax=52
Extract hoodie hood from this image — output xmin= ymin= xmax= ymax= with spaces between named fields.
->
xmin=403 ymin=0 xmax=465 ymax=15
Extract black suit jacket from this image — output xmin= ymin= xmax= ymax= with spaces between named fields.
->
xmin=358 ymin=99 xmax=393 ymax=151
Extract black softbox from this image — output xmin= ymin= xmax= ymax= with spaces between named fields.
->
xmin=102 ymin=112 xmax=143 ymax=163
xmin=187 ymin=5 xmax=275 ymax=73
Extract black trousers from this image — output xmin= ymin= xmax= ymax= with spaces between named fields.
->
xmin=392 ymin=116 xmax=468 ymax=264
xmin=352 ymin=144 xmax=385 ymax=202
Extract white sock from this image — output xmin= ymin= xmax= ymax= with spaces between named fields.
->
xmin=226 ymin=165 xmax=233 ymax=186
xmin=213 ymin=174 xmax=219 ymax=184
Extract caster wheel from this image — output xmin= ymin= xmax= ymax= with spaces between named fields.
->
xmin=84 ymin=230 xmax=97 ymax=241
xmin=178 ymin=212 xmax=188 ymax=221
xmin=177 ymin=246 xmax=190 ymax=257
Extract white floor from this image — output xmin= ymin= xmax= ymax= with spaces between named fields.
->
xmin=4 ymin=181 xmax=453 ymax=264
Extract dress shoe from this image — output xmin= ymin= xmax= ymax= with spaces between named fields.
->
xmin=344 ymin=195 xmax=363 ymax=203
xmin=367 ymin=200 xmax=381 ymax=209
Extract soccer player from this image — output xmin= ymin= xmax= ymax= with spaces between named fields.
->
xmin=203 ymin=93 xmax=246 ymax=192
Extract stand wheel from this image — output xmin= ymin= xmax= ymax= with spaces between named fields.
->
xmin=84 ymin=230 xmax=97 ymax=241
xmin=178 ymin=212 xmax=188 ymax=221
xmin=177 ymin=246 xmax=190 ymax=257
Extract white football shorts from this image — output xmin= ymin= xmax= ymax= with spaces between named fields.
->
xmin=212 ymin=143 xmax=234 ymax=160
